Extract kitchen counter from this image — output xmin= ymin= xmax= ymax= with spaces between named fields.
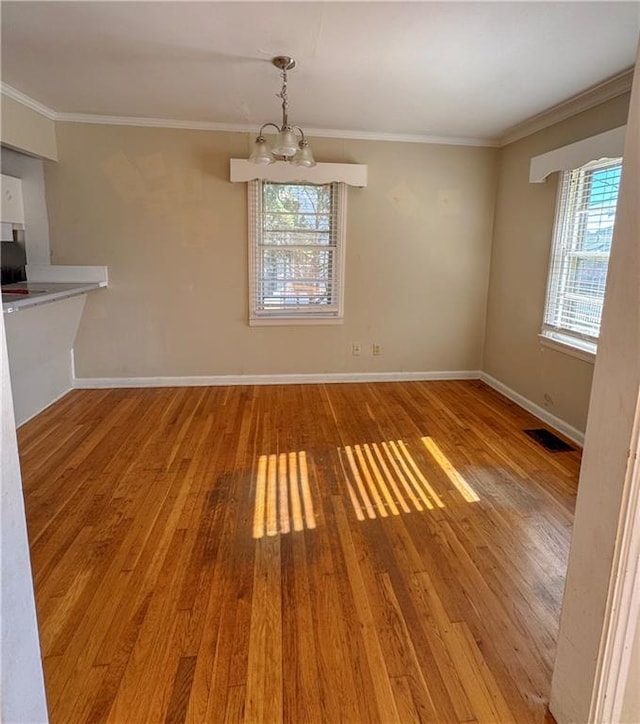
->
xmin=2 ymin=265 xmax=108 ymax=425
xmin=2 ymin=280 xmax=106 ymax=313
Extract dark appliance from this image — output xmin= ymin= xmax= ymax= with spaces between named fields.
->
xmin=1 ymin=240 xmax=27 ymax=285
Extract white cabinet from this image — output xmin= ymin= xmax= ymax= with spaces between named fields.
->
xmin=1 ymin=174 xmax=25 ymax=224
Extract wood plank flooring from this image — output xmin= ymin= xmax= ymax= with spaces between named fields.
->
xmin=18 ymin=380 xmax=580 ymax=723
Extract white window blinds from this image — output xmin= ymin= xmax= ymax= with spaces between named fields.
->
xmin=542 ymin=157 xmax=622 ymax=351
xmin=249 ymin=181 xmax=346 ymax=322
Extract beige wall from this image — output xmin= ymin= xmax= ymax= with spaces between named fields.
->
xmin=550 ymin=59 xmax=638 ymax=722
xmin=1 ymin=94 xmax=57 ymax=161
xmin=483 ymin=94 xmax=631 ymax=432
xmin=45 ymin=123 xmax=498 ymax=379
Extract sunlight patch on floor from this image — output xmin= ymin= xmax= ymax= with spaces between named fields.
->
xmin=421 ymin=436 xmax=480 ymax=503
xmin=253 ymin=451 xmax=316 ymax=539
xmin=340 ymin=438 xmax=480 ymax=520
xmin=339 ymin=440 xmax=445 ymax=520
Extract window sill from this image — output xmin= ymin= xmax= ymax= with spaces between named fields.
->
xmin=539 ymin=333 xmax=596 ymax=364
xmin=250 ymin=316 xmax=344 ymax=327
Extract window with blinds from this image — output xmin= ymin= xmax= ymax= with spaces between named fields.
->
xmin=542 ymin=157 xmax=622 ymax=354
xmin=248 ymin=181 xmax=346 ymax=324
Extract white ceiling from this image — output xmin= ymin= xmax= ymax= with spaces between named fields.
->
xmin=1 ymin=2 xmax=639 ymax=143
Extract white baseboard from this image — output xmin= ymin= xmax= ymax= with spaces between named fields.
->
xmin=480 ymin=372 xmax=585 ymax=447
xmin=70 ymin=368 xmax=585 ymax=446
xmin=72 ymin=369 xmax=482 ymax=389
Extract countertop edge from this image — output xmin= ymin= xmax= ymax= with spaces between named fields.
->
xmin=2 ymin=281 xmax=107 ymax=313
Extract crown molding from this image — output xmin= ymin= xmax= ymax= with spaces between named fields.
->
xmin=54 ymin=112 xmax=259 ymax=134
xmin=0 ymin=82 xmax=57 ymax=120
xmin=499 ymin=68 xmax=634 ymax=147
xmin=0 ymin=82 xmax=496 ymax=147
xmin=52 ymin=111 xmax=497 ymax=147
xmin=3 ymin=67 xmax=634 ymax=150
xmin=297 ymin=126 xmax=499 ymax=148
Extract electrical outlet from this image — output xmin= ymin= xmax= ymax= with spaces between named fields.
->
xmin=373 ymin=343 xmax=382 ymax=356
xmin=352 ymin=342 xmax=361 ymax=356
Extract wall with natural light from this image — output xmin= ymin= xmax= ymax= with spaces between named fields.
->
xmin=483 ymin=92 xmax=631 ymax=433
xmin=45 ymin=123 xmax=498 ymax=381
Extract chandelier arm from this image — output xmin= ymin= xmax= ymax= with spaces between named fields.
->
xmin=250 ymin=56 xmax=312 ymax=165
xmin=258 ymin=122 xmax=281 ymax=136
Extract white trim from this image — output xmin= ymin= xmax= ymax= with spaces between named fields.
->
xmin=2 ymin=67 xmax=633 ymax=150
xmin=52 ymin=113 xmax=498 ymax=148
xmin=248 ymin=180 xmax=347 ymax=324
xmin=539 ymin=333 xmax=596 ymax=364
xmin=72 ymin=369 xmax=482 ymax=389
xmin=0 ymin=83 xmax=57 ymax=120
xmin=590 ymin=390 xmax=640 ymax=723
xmin=1 ymin=84 xmax=493 ymax=148
xmin=335 ymin=181 xmax=347 ymax=319
xmin=248 ymin=316 xmax=344 ymax=327
xmin=529 ymin=127 xmax=626 ymax=182
xmin=304 ymin=128 xmax=497 ymax=148
xmin=56 ymin=112 xmax=266 ymax=134
xmin=480 ymin=372 xmax=585 ymax=446
xmin=70 ymin=371 xmax=585 ymax=447
xmin=66 ymin=369 xmax=584 ymax=448
xmin=231 ymin=159 xmax=368 ymax=187
xmin=500 ymin=68 xmax=634 ymax=147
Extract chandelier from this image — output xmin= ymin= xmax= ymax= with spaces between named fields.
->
xmin=249 ymin=56 xmax=316 ymax=167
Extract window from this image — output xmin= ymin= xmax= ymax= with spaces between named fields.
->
xmin=542 ymin=157 xmax=622 ymax=356
xmin=248 ymin=181 xmax=346 ymax=324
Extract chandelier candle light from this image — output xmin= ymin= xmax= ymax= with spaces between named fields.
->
xmin=249 ymin=56 xmax=316 ymax=167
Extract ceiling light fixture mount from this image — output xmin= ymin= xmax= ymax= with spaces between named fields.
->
xmin=249 ymin=55 xmax=315 ymax=167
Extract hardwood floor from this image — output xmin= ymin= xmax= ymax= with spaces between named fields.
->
xmin=18 ymin=380 xmax=580 ymax=723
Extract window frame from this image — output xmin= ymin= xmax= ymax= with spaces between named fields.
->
xmin=540 ymin=157 xmax=622 ymax=360
xmin=248 ymin=180 xmax=347 ymax=326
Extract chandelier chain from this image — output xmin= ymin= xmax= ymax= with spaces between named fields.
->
xmin=276 ymin=68 xmax=290 ymax=129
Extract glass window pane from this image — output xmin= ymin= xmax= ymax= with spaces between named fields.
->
xmin=264 ymin=212 xmax=331 ymax=232
xmin=261 ymin=248 xmax=334 ymax=281
xmin=262 ymin=231 xmax=332 ymax=246
xmin=543 ymin=157 xmax=621 ymax=347
xmin=566 ymin=257 xmax=609 ymax=298
xmin=252 ymin=181 xmax=342 ymax=317
xmin=259 ymin=280 xmax=334 ymax=308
